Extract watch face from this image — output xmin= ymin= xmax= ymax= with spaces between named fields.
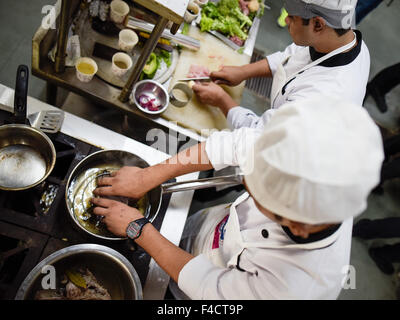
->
xmin=126 ymin=218 xmax=149 ymax=239
xmin=127 ymin=221 xmax=140 ymax=239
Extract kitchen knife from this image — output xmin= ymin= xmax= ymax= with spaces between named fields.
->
xmin=178 ymin=77 xmax=211 ymax=82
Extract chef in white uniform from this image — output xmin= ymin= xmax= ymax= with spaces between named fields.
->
xmin=193 ymin=0 xmax=369 ymax=130
xmin=91 ymin=95 xmax=383 ymax=300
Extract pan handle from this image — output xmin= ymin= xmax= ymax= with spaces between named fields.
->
xmin=161 ymin=174 xmax=243 ymax=194
xmin=14 ymin=65 xmax=29 ymax=125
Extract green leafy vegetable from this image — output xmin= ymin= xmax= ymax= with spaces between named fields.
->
xmin=199 ymin=0 xmax=261 ymax=42
xmin=233 ymin=7 xmax=252 ymax=27
xmin=66 ymin=270 xmax=87 ymax=289
xmin=257 ymin=0 xmax=265 ymax=17
xmin=140 ymin=49 xmax=172 ymax=80
xmin=182 ymin=22 xmax=190 ymax=35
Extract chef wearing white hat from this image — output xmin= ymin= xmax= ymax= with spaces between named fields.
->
xmin=193 ymin=0 xmax=368 ymax=130
xmin=91 ymin=95 xmax=383 ymax=299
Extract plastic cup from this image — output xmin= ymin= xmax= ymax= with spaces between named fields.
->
xmin=75 ymin=57 xmax=98 ymax=82
xmin=118 ymin=29 xmax=138 ymax=52
xmin=111 ymin=52 xmax=132 ymax=77
xmin=110 ymin=0 xmax=130 ymax=24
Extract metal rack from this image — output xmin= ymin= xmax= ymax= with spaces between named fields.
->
xmin=32 ymin=0 xmax=188 ymax=119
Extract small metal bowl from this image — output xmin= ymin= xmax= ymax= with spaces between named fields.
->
xmin=15 ymin=244 xmax=143 ymax=300
xmin=131 ymin=80 xmax=169 ymax=115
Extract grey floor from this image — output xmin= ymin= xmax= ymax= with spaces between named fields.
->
xmin=1 ymin=0 xmax=400 ymax=299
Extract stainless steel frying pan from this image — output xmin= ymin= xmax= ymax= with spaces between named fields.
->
xmin=65 ymin=149 xmax=242 ymax=240
xmin=0 ymin=65 xmax=56 ymax=191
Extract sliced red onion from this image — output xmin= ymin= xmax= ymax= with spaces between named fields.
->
xmin=138 ymin=94 xmax=162 ymax=111
xmin=139 ymin=94 xmax=150 ymax=105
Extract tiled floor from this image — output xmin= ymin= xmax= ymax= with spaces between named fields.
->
xmin=0 ymin=0 xmax=399 ymax=300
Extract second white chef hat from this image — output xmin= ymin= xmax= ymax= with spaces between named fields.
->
xmin=244 ymin=95 xmax=384 ymax=225
xmin=284 ymin=0 xmax=356 ymax=29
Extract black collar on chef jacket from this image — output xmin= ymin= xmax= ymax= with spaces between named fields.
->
xmin=281 ymin=31 xmax=362 ymax=96
xmin=309 ymin=30 xmax=362 ymax=67
xmin=282 ymin=223 xmax=341 ymax=246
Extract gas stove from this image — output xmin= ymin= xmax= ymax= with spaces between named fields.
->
xmin=0 ymin=109 xmax=172 ymax=299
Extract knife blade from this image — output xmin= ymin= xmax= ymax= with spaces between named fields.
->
xmin=178 ymin=77 xmax=211 ymax=82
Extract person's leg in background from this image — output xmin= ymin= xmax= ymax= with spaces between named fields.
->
xmin=383 ymin=134 xmax=400 ymax=161
xmin=353 ymin=217 xmax=400 ymax=239
xmin=367 ymin=63 xmax=400 ymax=112
xmin=353 ymin=217 xmax=400 ymax=275
xmin=371 ymin=133 xmax=400 ymax=194
xmin=369 ymin=243 xmax=400 ymax=275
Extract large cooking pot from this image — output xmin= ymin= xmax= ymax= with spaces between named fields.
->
xmin=0 ymin=65 xmax=56 ymax=191
xmin=66 ymin=149 xmax=242 ymax=241
xmin=15 ymin=244 xmax=142 ymax=300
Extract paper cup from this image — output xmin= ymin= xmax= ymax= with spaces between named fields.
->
xmin=119 ymin=29 xmax=138 ymax=52
xmin=110 ymin=0 xmax=130 ymax=24
xmin=194 ymin=0 xmax=208 ymax=6
xmin=75 ymin=57 xmax=98 ymax=82
xmin=184 ymin=1 xmax=199 ymax=23
xmin=111 ymin=52 xmax=132 ymax=77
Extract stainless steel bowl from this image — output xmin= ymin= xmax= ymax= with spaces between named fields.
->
xmin=15 ymin=244 xmax=143 ymax=300
xmin=131 ymin=80 xmax=169 ymax=115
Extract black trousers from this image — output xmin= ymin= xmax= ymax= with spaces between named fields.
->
xmin=359 ymin=218 xmax=400 ymax=263
xmin=380 ymin=134 xmax=400 ymax=184
xmin=369 ymin=63 xmax=400 ymax=96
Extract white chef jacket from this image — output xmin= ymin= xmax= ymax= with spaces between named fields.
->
xmin=177 ymin=134 xmax=354 ymax=300
xmin=178 ymin=192 xmax=353 ymax=300
xmin=227 ymin=30 xmax=370 ymax=130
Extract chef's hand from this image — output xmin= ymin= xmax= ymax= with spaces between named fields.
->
xmin=91 ymin=197 xmax=143 ymax=237
xmin=192 ymin=82 xmax=238 ymax=116
xmin=210 ymin=66 xmax=247 ymax=86
xmin=93 ymin=166 xmax=148 ymax=199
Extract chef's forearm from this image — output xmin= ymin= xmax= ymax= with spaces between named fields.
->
xmin=243 ymin=58 xmax=272 ymax=78
xmin=218 ymin=94 xmax=240 ymax=117
xmin=135 ymin=223 xmax=194 ymax=283
xmin=144 ymin=142 xmax=213 ymax=185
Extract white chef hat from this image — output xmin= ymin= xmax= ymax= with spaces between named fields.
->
xmin=244 ymin=95 xmax=384 ymax=225
xmin=284 ymin=0 xmax=357 ymax=29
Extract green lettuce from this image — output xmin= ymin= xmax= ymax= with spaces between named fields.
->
xmin=200 ymin=0 xmax=253 ymax=42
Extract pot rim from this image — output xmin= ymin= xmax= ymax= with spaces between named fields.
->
xmin=0 ymin=124 xmax=56 ymax=191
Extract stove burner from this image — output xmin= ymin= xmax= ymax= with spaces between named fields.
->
xmin=0 ymin=109 xmax=172 ymax=299
xmin=0 ymin=221 xmax=48 ymax=299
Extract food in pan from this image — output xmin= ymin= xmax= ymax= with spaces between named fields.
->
xmin=67 ymin=165 xmax=147 ymax=237
xmin=35 ymin=268 xmax=111 ymax=300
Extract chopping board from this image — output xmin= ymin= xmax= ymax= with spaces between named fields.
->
xmin=161 ymin=26 xmax=251 ymax=135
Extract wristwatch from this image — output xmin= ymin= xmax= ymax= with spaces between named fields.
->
xmin=126 ymin=217 xmax=150 ymax=240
